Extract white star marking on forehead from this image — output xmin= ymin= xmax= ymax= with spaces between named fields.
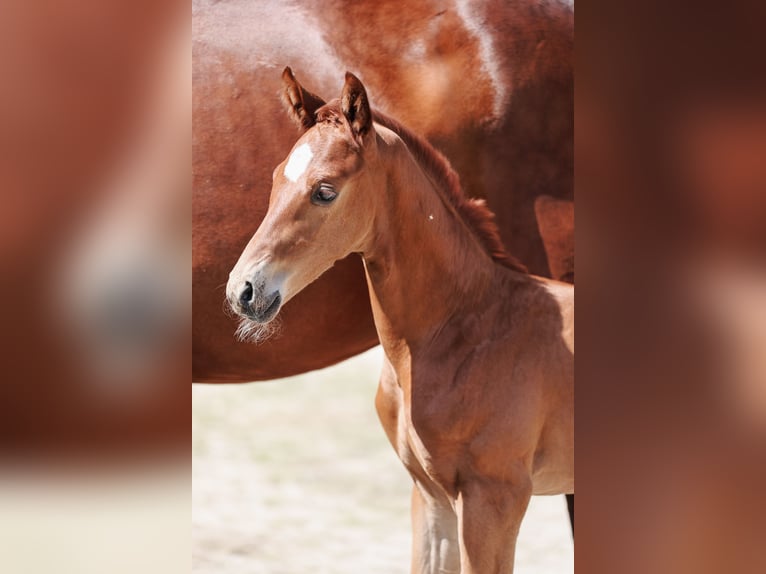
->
xmin=283 ymin=143 xmax=313 ymax=182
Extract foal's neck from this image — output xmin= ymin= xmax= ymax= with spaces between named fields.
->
xmin=361 ymin=133 xmax=505 ymax=355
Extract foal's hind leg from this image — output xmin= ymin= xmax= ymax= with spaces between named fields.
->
xmin=410 ymin=483 xmax=460 ymax=574
xmin=456 ymin=476 xmax=532 ymax=574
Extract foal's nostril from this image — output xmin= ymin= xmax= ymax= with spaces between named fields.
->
xmin=239 ymin=281 xmax=254 ymax=307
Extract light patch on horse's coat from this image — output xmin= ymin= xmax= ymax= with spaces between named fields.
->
xmin=455 ymin=0 xmax=509 ymax=124
xmin=407 ymin=38 xmax=427 ymax=60
xmin=193 ymin=0 xmax=345 ymax=85
xmin=284 ymin=143 xmax=313 ymax=182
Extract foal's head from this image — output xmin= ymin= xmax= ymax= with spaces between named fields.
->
xmin=227 ymin=69 xmax=381 ymax=327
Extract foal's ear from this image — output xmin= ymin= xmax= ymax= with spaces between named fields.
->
xmin=341 ymin=72 xmax=372 ymax=139
xmin=281 ymin=67 xmax=326 ymax=131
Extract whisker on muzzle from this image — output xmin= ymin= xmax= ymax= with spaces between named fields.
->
xmin=235 ymin=315 xmax=282 ymax=344
xmin=222 ymin=294 xmax=238 ymax=319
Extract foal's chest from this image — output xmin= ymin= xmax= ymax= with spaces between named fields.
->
xmin=375 ymin=362 xmax=465 ymax=497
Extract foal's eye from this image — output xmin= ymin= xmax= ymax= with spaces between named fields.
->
xmin=311 ymin=183 xmax=338 ymax=205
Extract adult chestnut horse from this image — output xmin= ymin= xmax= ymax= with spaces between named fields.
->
xmin=193 ymin=0 xmax=573 ymax=382
xmin=227 ymin=72 xmax=574 ymax=573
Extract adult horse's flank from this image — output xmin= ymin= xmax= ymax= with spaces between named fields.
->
xmin=193 ymin=0 xmax=574 ymax=383
xmin=227 ymin=70 xmax=574 ymax=574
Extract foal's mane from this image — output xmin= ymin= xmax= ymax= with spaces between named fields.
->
xmin=316 ymin=102 xmax=527 ymax=273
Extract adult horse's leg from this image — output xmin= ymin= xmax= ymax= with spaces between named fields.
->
xmin=456 ymin=476 xmax=532 ymax=574
xmin=410 ymin=484 xmax=460 ymax=574
xmin=534 ymin=197 xmax=575 ymax=538
xmin=566 ymin=493 xmax=575 ymax=536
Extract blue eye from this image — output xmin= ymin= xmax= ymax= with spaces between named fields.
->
xmin=311 ymin=183 xmax=338 ymax=205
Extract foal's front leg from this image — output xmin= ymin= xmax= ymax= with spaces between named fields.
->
xmin=456 ymin=476 xmax=532 ymax=574
xmin=410 ymin=483 xmax=460 ymax=574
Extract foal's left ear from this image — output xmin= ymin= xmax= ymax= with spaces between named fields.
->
xmin=341 ymin=72 xmax=372 ymax=139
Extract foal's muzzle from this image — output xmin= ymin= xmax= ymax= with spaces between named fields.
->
xmin=229 ymin=279 xmax=282 ymax=323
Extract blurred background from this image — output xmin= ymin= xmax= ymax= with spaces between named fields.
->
xmin=0 ymin=0 xmax=189 ymax=453
xmin=1 ymin=1 xmax=189 ymax=573
xmin=577 ymin=2 xmax=766 ymax=572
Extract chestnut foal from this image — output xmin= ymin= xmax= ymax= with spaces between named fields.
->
xmin=227 ymin=70 xmax=574 ymax=574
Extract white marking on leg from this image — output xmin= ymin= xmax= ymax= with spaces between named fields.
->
xmin=283 ymin=143 xmax=313 ymax=182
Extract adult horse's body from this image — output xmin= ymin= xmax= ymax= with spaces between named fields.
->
xmin=193 ymin=0 xmax=573 ymax=382
xmin=227 ymin=71 xmax=574 ymax=573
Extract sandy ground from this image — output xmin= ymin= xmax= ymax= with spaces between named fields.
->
xmin=193 ymin=347 xmax=573 ymax=573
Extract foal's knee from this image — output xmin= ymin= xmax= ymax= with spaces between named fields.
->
xmin=455 ymin=474 xmax=533 ymax=572
xmin=458 ymin=474 xmax=532 ymax=521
